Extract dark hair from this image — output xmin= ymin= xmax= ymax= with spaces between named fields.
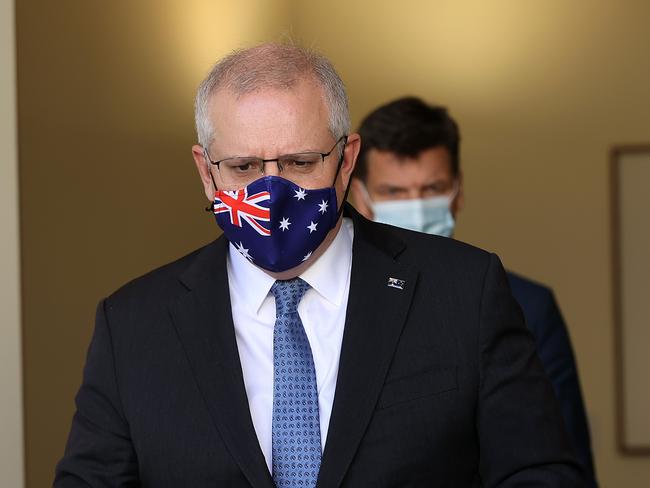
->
xmin=354 ymin=96 xmax=460 ymax=181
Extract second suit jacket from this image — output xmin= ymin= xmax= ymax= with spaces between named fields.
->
xmin=55 ymin=206 xmax=585 ymax=487
xmin=507 ymin=273 xmax=596 ymax=486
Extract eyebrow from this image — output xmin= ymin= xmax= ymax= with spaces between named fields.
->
xmin=376 ymin=184 xmax=409 ymax=192
xmin=217 ymin=148 xmax=326 ymax=160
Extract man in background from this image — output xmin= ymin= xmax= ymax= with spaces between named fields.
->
xmin=350 ymin=96 xmax=597 ymax=487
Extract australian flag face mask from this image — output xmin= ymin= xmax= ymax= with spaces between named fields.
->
xmin=212 ymin=176 xmax=339 ymax=272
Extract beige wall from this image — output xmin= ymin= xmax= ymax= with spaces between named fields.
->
xmin=292 ymin=1 xmax=650 ymax=486
xmin=18 ymin=0 xmax=650 ymax=486
xmin=1 ymin=0 xmax=24 ymax=486
xmin=617 ymin=152 xmax=650 ymax=449
xmin=17 ymin=1 xmax=293 ymax=485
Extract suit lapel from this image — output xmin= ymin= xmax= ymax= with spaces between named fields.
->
xmin=317 ymin=210 xmax=419 ymax=488
xmin=168 ymin=209 xmax=417 ymax=488
xmin=169 ymin=237 xmax=274 ymax=488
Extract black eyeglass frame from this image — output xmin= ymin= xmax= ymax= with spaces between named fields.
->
xmin=203 ymin=135 xmax=348 ymax=173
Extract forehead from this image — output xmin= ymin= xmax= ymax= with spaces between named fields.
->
xmin=207 ymin=78 xmax=331 ymax=154
xmin=366 ymin=146 xmax=454 ymax=184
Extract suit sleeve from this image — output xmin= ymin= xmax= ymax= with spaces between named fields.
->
xmin=533 ymin=290 xmax=597 ymax=487
xmin=477 ymin=254 xmax=586 ymax=487
xmin=54 ymin=299 xmax=139 ymax=487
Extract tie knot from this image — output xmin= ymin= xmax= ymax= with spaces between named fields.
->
xmin=271 ymin=278 xmax=310 ymax=315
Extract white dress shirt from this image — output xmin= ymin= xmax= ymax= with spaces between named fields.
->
xmin=226 ymin=218 xmax=354 ymax=472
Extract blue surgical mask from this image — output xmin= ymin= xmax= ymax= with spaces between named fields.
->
xmin=360 ymin=184 xmax=456 ymax=237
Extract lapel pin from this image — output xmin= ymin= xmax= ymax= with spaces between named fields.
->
xmin=387 ymin=277 xmax=406 ymax=290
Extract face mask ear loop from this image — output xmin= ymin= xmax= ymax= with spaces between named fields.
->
xmin=356 ymin=181 xmax=374 ymax=207
xmin=337 ymin=179 xmax=353 ymax=221
xmin=448 ymin=179 xmax=461 ymax=205
xmin=331 ymin=139 xmax=347 ymax=185
xmin=205 ymin=163 xmax=219 ymax=212
xmin=331 ymin=137 xmax=350 ymax=221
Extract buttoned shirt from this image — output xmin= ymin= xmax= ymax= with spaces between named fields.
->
xmin=227 ymin=218 xmax=354 ymax=471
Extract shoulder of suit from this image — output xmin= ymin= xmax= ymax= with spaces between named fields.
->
xmin=506 ymin=271 xmax=554 ymax=297
xmin=354 ymin=211 xmax=492 ymax=272
xmin=105 ymin=238 xmax=222 ymax=306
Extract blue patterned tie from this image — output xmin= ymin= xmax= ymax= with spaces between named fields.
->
xmin=270 ymin=278 xmax=321 ymax=488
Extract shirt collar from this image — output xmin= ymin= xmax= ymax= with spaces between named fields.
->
xmin=227 ymin=218 xmax=354 ymax=314
xmin=299 ymin=217 xmax=353 ymax=307
xmin=227 ymin=242 xmax=276 ymax=316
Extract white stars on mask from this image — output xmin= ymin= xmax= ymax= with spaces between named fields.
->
xmin=293 ymin=188 xmax=307 ymax=201
xmin=318 ymin=199 xmax=329 ymax=214
xmin=302 ymin=251 xmax=312 ymax=262
xmin=278 ymin=217 xmax=291 ymax=231
xmin=307 ymin=221 xmax=318 ymax=233
xmin=235 ymin=241 xmax=253 ymax=261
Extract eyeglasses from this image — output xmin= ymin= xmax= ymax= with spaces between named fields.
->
xmin=204 ymin=135 xmax=348 ymax=189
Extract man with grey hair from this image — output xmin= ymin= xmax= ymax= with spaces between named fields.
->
xmin=55 ymin=43 xmax=586 ymax=487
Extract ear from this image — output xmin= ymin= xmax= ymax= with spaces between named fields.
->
xmin=350 ymin=177 xmax=374 ymax=220
xmin=192 ymin=144 xmax=216 ymax=201
xmin=339 ymin=133 xmax=361 ymax=188
xmin=452 ymin=170 xmax=464 ymax=217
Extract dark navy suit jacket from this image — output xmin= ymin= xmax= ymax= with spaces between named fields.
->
xmin=507 ymin=272 xmax=597 ymax=487
xmin=55 ymin=207 xmax=587 ymax=487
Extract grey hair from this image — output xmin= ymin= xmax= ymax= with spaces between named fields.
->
xmin=194 ymin=43 xmax=350 ymax=150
